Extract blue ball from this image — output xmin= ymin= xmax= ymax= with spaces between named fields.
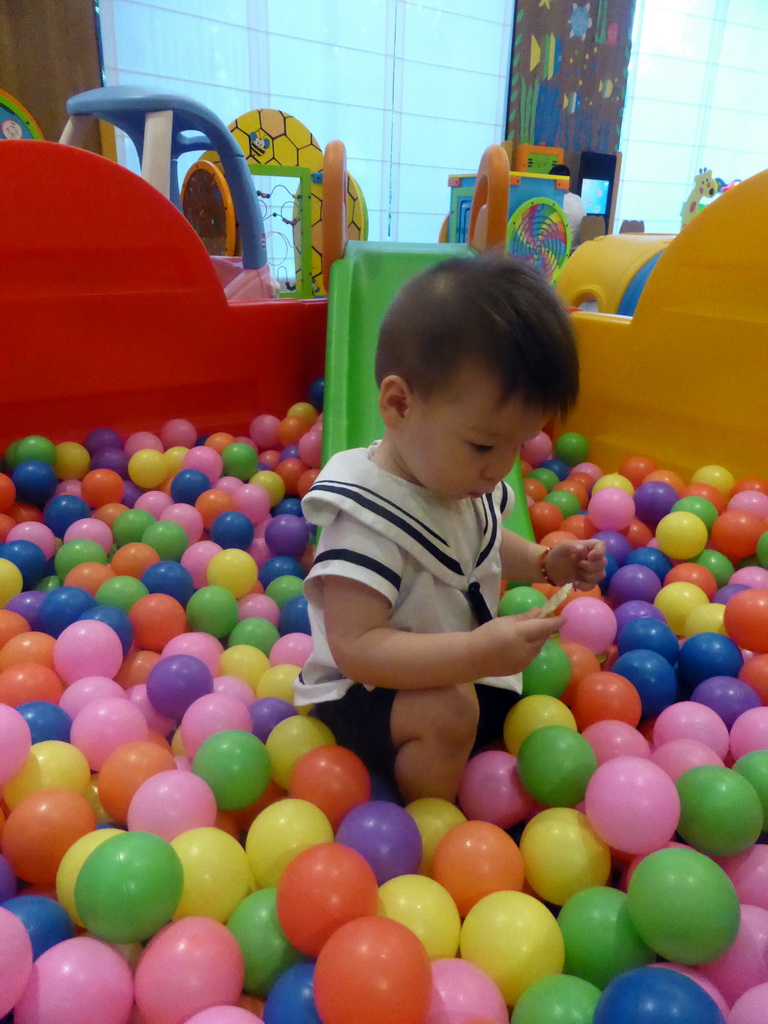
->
xmin=618 ymin=618 xmax=679 ymax=664
xmin=677 ymin=632 xmax=744 ymax=696
xmin=308 ymin=377 xmax=324 ymax=411
xmin=539 ymin=457 xmax=570 ymax=481
xmin=142 ymin=560 xmax=195 ymax=605
xmin=11 ymin=460 xmax=58 ymax=506
xmin=259 ymin=556 xmax=306 ymax=588
xmin=598 ymin=553 xmax=619 ymax=594
xmin=263 ymin=962 xmax=322 ymax=1024
xmin=2 ymin=895 xmax=75 ymax=960
xmin=169 ymin=468 xmax=211 ymax=505
xmin=78 ymin=605 xmax=133 ymax=655
xmin=273 ymin=497 xmax=303 ymax=517
xmin=625 ymin=546 xmax=673 ymax=580
xmin=613 ymin=649 xmax=678 ymax=718
xmin=279 ymin=595 xmax=311 ymax=635
xmin=38 ymin=586 xmax=97 ymax=637
xmin=16 ymin=701 xmax=72 ymax=744
xmin=42 ymin=495 xmax=91 ymax=538
xmin=209 ymin=510 xmax=254 ymax=550
xmin=594 ymin=966 xmax=725 ymax=1024
xmin=280 ymin=445 xmax=301 ymax=461
xmin=0 ymin=539 xmax=48 ymax=588
xmin=593 ymin=531 xmax=632 ymax=567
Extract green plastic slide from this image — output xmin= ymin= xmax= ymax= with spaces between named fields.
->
xmin=322 ymin=240 xmax=534 ymax=541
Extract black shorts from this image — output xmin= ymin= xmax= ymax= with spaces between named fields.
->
xmin=312 ymin=682 xmax=520 ymax=801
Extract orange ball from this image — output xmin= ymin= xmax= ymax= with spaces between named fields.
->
xmin=562 ymin=514 xmax=598 ymax=541
xmin=570 ymin=671 xmax=643 ymax=730
xmin=259 ymin=450 xmax=281 ymax=471
xmin=0 ymin=662 xmax=63 ymax=706
xmin=81 ymin=469 xmax=125 ymax=508
xmin=724 ymin=588 xmax=768 ymax=654
xmin=680 ymin=482 xmax=726 ymax=515
xmin=519 ymin=458 xmax=533 ymax=477
xmin=619 ymin=455 xmax=658 ymax=488
xmin=0 ymin=513 xmax=14 ymax=541
xmin=0 ymin=631 xmax=56 ymax=671
xmin=277 ymin=416 xmax=312 ymax=447
xmin=709 ymin=509 xmax=765 ymax=564
xmin=0 ymin=473 xmax=16 ymax=512
xmin=0 ymin=609 xmax=31 ymax=649
xmin=64 ymin=562 xmax=115 ymax=596
xmin=110 ymin=542 xmax=161 ymax=578
xmin=644 ymin=470 xmax=685 ymax=496
xmin=92 ymin=502 xmax=128 ymax=528
xmin=740 ymin=654 xmax=768 ymax=705
xmin=529 ymin=501 xmax=564 ymax=542
xmin=524 ymin=478 xmax=547 ymax=503
xmin=195 ymin=489 xmax=236 ymax=529
xmin=663 ymin=562 xmax=717 ymax=600
xmin=1 ymin=788 xmax=96 ymax=884
xmin=553 ymin=479 xmax=589 ymax=508
xmin=289 ymin=746 xmax=371 ymax=831
xmin=568 ymin=472 xmax=596 ymax=493
xmin=205 ymin=431 xmax=236 ymax=454
xmin=129 ymin=593 xmax=187 ymax=652
xmin=97 ymin=739 xmax=176 ymax=824
xmin=559 ymin=642 xmax=602 ymax=706
xmin=9 ymin=502 xmax=43 ymax=524
xmin=431 ymin=820 xmax=524 ymax=917
xmin=297 ymin=468 xmax=320 ymax=498
xmin=539 ymin=529 xmax=578 ymax=547
xmin=624 ymin=518 xmax=654 ymax=548
xmin=115 ymin=649 xmax=161 ymax=688
xmin=275 ymin=458 xmax=307 ymax=496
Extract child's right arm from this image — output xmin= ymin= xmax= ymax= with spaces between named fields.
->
xmin=321 ymin=575 xmax=562 ymax=690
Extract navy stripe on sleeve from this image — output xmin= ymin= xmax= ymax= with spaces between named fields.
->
xmin=314 ymin=548 xmax=402 ymax=592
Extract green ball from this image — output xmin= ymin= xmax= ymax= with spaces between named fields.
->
xmin=141 ymin=520 xmax=188 ymax=561
xmin=54 ymin=538 xmax=108 ymax=579
xmin=75 ymin=831 xmax=183 ymax=943
xmin=15 ymin=434 xmax=57 ymax=466
xmin=558 ymin=886 xmax=654 ymax=990
xmin=528 ymin=467 xmax=559 ymax=491
xmin=733 ymin=750 xmax=768 ymax=827
xmin=693 ymin=548 xmax=734 ymax=588
xmin=113 ymin=508 xmax=156 ymax=547
xmin=229 ymin=616 xmax=281 ymax=654
xmin=553 ymin=432 xmax=590 ymax=467
xmin=96 ymin=575 xmax=149 ymax=612
xmin=192 ymin=729 xmax=271 ymax=810
xmin=517 ymin=725 xmax=597 ymax=807
xmin=4 ymin=440 xmax=20 ymax=471
xmin=522 ymin=639 xmax=571 ymax=698
xmin=544 ymin=490 xmax=582 ymax=518
xmin=186 ymin=585 xmax=239 ymax=637
xmin=227 ymin=888 xmax=306 ymax=995
xmin=757 ymin=530 xmax=768 ymax=569
xmin=672 ymin=496 xmax=718 ymax=533
xmin=499 ymin=585 xmax=547 ymax=616
xmin=676 ymin=764 xmax=763 ymax=856
xmin=265 ymin=574 xmax=305 ymax=609
xmin=35 ymin=575 xmax=61 ymax=593
xmin=511 ymin=974 xmax=600 ymax=1024
xmin=626 ymin=847 xmax=740 ymax=964
xmin=222 ymin=442 xmax=258 ymax=481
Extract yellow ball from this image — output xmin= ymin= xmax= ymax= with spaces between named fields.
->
xmin=406 ymin=798 xmax=467 ymax=875
xmin=257 ymin=663 xmax=299 ymax=704
xmin=55 ymin=441 xmax=90 ymax=480
xmin=0 ymin=558 xmax=23 ymax=608
xmin=128 ymin=449 xmax=168 ymax=489
xmin=171 ymin=728 xmax=186 ymax=757
xmin=56 ymin=827 xmax=124 ymax=926
xmin=219 ymin=644 xmax=271 ymax=692
xmin=378 ymin=873 xmax=461 ymax=959
xmin=684 ymin=602 xmax=727 ymax=637
xmin=503 ymin=695 xmax=577 ymax=755
xmin=460 ymin=890 xmax=564 ymax=1005
xmin=84 ymin=779 xmax=111 ymax=825
xmin=4 ymin=740 xmax=91 ymax=809
xmin=265 ymin=715 xmax=336 ymax=789
xmin=592 ymin=473 xmax=635 ymax=496
xmin=171 ymin=826 xmax=253 ymax=922
xmin=250 ymin=470 xmax=286 ymax=507
xmin=654 ymin=581 xmax=709 ymax=636
xmin=691 ymin=464 xmax=735 ymax=499
xmin=287 ymin=402 xmax=319 ymax=425
xmin=519 ymin=808 xmax=611 ymax=906
xmin=207 ymin=549 xmax=259 ymax=598
xmin=164 ymin=446 xmax=189 ymax=476
xmin=655 ymin=511 xmax=708 ymax=561
xmin=245 ymin=798 xmax=333 ymax=887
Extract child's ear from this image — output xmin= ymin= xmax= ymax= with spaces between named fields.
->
xmin=378 ymin=375 xmax=412 ymax=426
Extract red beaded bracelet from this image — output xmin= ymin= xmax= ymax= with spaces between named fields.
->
xmin=538 ymin=546 xmax=557 ymax=586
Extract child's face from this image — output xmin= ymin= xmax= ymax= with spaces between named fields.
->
xmin=384 ymin=364 xmax=547 ymax=500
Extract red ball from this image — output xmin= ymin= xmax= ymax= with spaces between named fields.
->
xmin=529 ymin=501 xmax=564 ymax=542
xmin=724 ymin=588 xmax=768 ymax=653
xmin=570 ymin=670 xmax=643 ymax=730
xmin=709 ymin=509 xmax=764 ymax=563
xmin=275 ymin=458 xmax=307 ymax=496
xmin=619 ymin=455 xmax=658 ymax=488
xmin=289 ymin=745 xmax=370 ymax=829
xmin=664 ymin=562 xmax=717 ymax=599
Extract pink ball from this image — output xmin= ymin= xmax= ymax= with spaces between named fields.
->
xmin=560 ymin=597 xmax=617 ymax=653
xmin=581 ymin=720 xmax=651 ymax=765
xmin=652 ymin=701 xmax=730 ymax=759
xmin=584 ymin=755 xmax=680 ymax=855
xmin=134 ymin=918 xmax=244 ymax=1024
xmin=424 ymin=958 xmax=508 ymax=1024
xmin=588 ymin=487 xmax=636 ymax=532
xmin=653 ymin=964 xmax=729 ymax=1019
xmin=63 ymin=517 xmax=113 ymax=554
xmin=699 ymin=903 xmax=768 ymax=1007
xmin=234 ymin=484 xmax=272 ymax=525
xmin=126 ymin=683 xmax=175 ymax=735
xmin=730 ymin=982 xmax=768 ymax=1024
xmin=70 ymin=696 xmax=149 ymax=770
xmin=161 ymin=503 xmax=204 ymax=544
xmin=134 ymin=490 xmax=173 ymax=516
xmin=125 ymin=432 xmax=163 ymax=457
xmin=162 ymin=632 xmax=223 ymax=675
xmin=127 ymin=769 xmax=217 ymax=840
xmin=55 ymin=480 xmax=82 ymax=498
xmin=651 ymin=738 xmax=724 ymax=781
xmin=160 ymin=418 xmax=197 ymax=449
xmin=297 ymin=427 xmax=322 ymax=469
xmin=54 ymin=620 xmax=124 ymax=684
xmin=722 ymin=846 xmax=768 ymax=912
xmin=180 ymin=692 xmax=253 ymax=758
xmin=573 ymin=462 xmax=604 ymax=483
xmin=0 ymin=704 xmax=32 ymax=788
xmin=6 ymin=521 xmax=56 ymax=560
xmin=247 ymin=537 xmax=270 ymax=569
xmin=249 ymin=414 xmax=280 ymax=450
xmin=730 ymin=566 xmax=768 ymax=589
xmin=214 ymin=675 xmax=257 ymax=706
xmin=269 ymin=633 xmax=313 ymax=668
xmin=730 ymin=706 xmax=768 ymax=760
xmin=237 ymin=594 xmax=280 ymax=626
xmin=13 ymin=935 xmax=133 ymax=1024
xmin=213 ymin=476 xmax=245 ymax=497
xmin=0 ymin=906 xmax=33 ymax=1017
xmin=728 ymin=490 xmax=768 ymax=519
xmin=457 ymin=750 xmax=534 ymax=829
xmin=520 ymin=430 xmax=553 ymax=467
xmin=58 ymin=676 xmax=127 ymax=719
xmin=181 ymin=541 xmax=224 ymax=590
xmin=186 ymin=1008 xmax=265 ymax=1024
xmin=182 ymin=446 xmax=223 ymax=481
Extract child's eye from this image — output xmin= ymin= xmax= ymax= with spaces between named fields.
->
xmin=469 ymin=442 xmax=493 ymax=453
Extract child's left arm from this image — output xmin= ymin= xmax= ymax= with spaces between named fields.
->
xmin=500 ymin=530 xmax=607 ymax=591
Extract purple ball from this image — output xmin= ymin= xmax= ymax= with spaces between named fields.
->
xmin=634 ymin=481 xmax=679 ymax=527
xmin=146 ymin=654 xmax=214 ymax=720
xmin=264 ymin=514 xmax=311 ymax=559
xmin=613 ymin=599 xmax=666 ymax=635
xmin=0 ymin=853 xmax=18 ymax=902
xmin=121 ymin=480 xmax=142 ymax=508
xmin=5 ymin=590 xmax=46 ymax=629
xmin=593 ymin=531 xmax=632 ymax=566
xmin=691 ymin=675 xmax=762 ymax=729
xmin=249 ymin=697 xmax=297 ymax=742
xmin=608 ymin=564 xmax=662 ymax=606
xmin=83 ymin=427 xmax=123 ymax=456
xmin=336 ymin=800 xmax=423 ymax=884
xmin=713 ymin=583 xmax=751 ymax=605
xmin=90 ymin=446 xmax=129 ymax=478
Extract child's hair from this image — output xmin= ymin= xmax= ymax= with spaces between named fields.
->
xmin=375 ymin=256 xmax=579 ymax=417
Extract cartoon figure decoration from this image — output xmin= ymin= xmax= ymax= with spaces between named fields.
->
xmin=569 ymin=4 xmax=593 ymax=41
xmin=681 ymin=168 xmax=718 ymax=229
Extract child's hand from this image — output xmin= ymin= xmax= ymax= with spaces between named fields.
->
xmin=546 ymin=539 xmax=607 ymax=590
xmin=472 ymin=610 xmax=564 ymax=677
